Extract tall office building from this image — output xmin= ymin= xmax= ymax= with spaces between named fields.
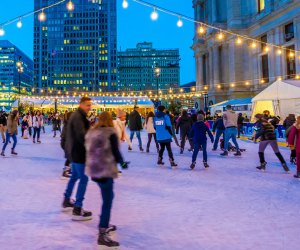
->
xmin=0 ymin=40 xmax=33 ymax=108
xmin=117 ymin=42 xmax=180 ymax=92
xmin=192 ymin=0 xmax=300 ymax=106
xmin=34 ymin=0 xmax=117 ymax=93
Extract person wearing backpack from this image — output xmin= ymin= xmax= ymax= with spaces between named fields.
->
xmin=154 ymin=106 xmax=177 ymax=167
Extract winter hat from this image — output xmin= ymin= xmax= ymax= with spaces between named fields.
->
xmin=117 ymin=109 xmax=126 ymax=118
xmin=197 ymin=114 xmax=204 ymax=121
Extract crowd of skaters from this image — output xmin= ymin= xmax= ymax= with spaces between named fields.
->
xmin=0 ymin=97 xmax=300 ymax=247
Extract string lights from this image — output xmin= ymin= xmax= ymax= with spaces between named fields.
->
xmin=38 ymin=9 xmax=46 ymax=22
xmin=150 ymin=7 xmax=159 ymax=21
xmin=0 ymin=27 xmax=4 ymax=36
xmin=16 ymin=18 xmax=22 ymax=28
xmin=177 ymin=17 xmax=183 ymax=28
xmin=122 ymin=0 xmax=129 ymax=9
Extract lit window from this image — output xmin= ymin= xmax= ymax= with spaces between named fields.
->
xmin=258 ymin=0 xmax=265 ymax=13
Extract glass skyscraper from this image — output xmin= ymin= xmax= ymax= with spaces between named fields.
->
xmin=33 ymin=0 xmax=117 ymax=94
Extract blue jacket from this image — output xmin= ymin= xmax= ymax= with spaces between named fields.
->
xmin=154 ymin=111 xmax=173 ymax=143
xmin=190 ymin=121 xmax=214 ymax=144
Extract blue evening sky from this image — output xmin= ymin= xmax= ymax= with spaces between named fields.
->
xmin=0 ymin=0 xmax=195 ymax=84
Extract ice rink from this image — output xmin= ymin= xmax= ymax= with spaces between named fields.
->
xmin=0 ymin=129 xmax=299 ymax=250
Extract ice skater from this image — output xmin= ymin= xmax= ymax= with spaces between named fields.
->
xmin=1 ymin=110 xmax=18 ymax=156
xmin=288 ymin=116 xmax=300 ymax=178
xmin=190 ymin=114 xmax=214 ymax=169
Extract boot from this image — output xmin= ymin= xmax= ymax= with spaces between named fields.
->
xmin=170 ymin=159 xmax=178 ymax=167
xmin=157 ymin=157 xmax=164 ymax=165
xmin=203 ymin=162 xmax=209 ymax=169
xmin=190 ymin=162 xmax=196 ymax=170
xmin=220 ymin=151 xmax=228 ymax=156
xmin=98 ymin=228 xmax=120 ymax=247
xmin=139 ymin=146 xmax=144 ymax=152
xmin=128 ymin=145 xmax=132 ymax=151
xmin=62 ymin=197 xmax=75 ymax=212
xmin=72 ymin=207 xmax=92 ymax=221
xmin=234 ymin=150 xmax=241 ymax=156
xmin=256 ymin=162 xmax=267 ymax=171
xmin=0 ymin=151 xmax=4 ymax=156
xmin=146 ymin=147 xmax=149 ymax=153
xmin=107 ymin=224 xmax=117 ymax=233
xmin=294 ymin=171 xmax=300 ymax=179
xmin=11 ymin=149 xmax=18 ymax=155
xmin=281 ymin=163 xmax=290 ymax=173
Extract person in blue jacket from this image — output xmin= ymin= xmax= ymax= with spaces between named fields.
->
xmin=190 ymin=114 xmax=214 ymax=169
xmin=154 ymin=106 xmax=178 ymax=167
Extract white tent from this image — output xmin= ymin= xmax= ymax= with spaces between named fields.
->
xmin=252 ymin=80 xmax=300 ymax=120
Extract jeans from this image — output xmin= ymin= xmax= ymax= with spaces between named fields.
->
xmin=224 ymin=127 xmax=239 ymax=151
xmin=94 ymin=178 xmax=114 ymax=229
xmin=64 ymin=163 xmax=89 ymax=208
xmin=33 ymin=127 xmax=41 ymax=140
xmin=147 ymin=133 xmax=159 ymax=150
xmin=28 ymin=127 xmax=32 ymax=136
xmin=213 ymin=129 xmax=224 ymax=150
xmin=159 ymin=142 xmax=174 ymax=161
xmin=192 ymin=141 xmax=207 ymax=162
xmin=2 ymin=132 xmax=17 ymax=151
xmin=130 ymin=130 xmax=142 ymax=148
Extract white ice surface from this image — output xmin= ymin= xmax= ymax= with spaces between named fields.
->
xmin=0 ymin=128 xmax=299 ymax=250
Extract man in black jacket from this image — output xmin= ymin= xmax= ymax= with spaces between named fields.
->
xmin=212 ymin=115 xmax=225 ymax=150
xmin=62 ymin=97 xmax=93 ymax=221
xmin=129 ymin=106 xmax=144 ymax=151
xmin=0 ymin=111 xmax=7 ymax=143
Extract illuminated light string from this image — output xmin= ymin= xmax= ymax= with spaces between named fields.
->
xmin=124 ymin=0 xmax=300 ymax=54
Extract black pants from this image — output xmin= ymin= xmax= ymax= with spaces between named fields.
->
xmin=237 ymin=124 xmax=243 ymax=138
xmin=180 ymin=131 xmax=194 ymax=150
xmin=28 ymin=127 xmax=32 ymax=136
xmin=147 ymin=133 xmax=159 ymax=150
xmin=159 ymin=142 xmax=174 ymax=161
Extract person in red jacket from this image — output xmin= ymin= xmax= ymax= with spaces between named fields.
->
xmin=288 ymin=116 xmax=300 ymax=179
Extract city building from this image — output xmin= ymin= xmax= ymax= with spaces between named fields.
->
xmin=33 ymin=0 xmax=117 ymax=93
xmin=0 ymin=40 xmax=33 ymax=108
xmin=192 ymin=0 xmax=300 ymax=107
xmin=117 ymin=42 xmax=180 ymax=92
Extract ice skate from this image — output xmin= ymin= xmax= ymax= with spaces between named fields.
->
xmin=234 ymin=150 xmax=242 ymax=156
xmin=294 ymin=171 xmax=300 ymax=179
xmin=62 ymin=198 xmax=75 ymax=212
xmin=11 ymin=149 xmax=18 ymax=155
xmin=106 ymin=224 xmax=117 ymax=233
xmin=128 ymin=146 xmax=132 ymax=151
xmin=220 ymin=150 xmax=228 ymax=156
xmin=256 ymin=162 xmax=267 ymax=171
xmin=157 ymin=157 xmax=164 ymax=166
xmin=170 ymin=159 xmax=178 ymax=168
xmin=139 ymin=147 xmax=144 ymax=152
xmin=98 ymin=228 xmax=119 ymax=248
xmin=0 ymin=151 xmax=5 ymax=157
xmin=203 ymin=162 xmax=209 ymax=169
xmin=72 ymin=207 xmax=92 ymax=221
xmin=190 ymin=162 xmax=196 ymax=170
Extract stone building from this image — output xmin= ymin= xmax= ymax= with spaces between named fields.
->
xmin=192 ymin=0 xmax=300 ymax=107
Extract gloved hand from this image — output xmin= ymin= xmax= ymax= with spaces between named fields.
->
xmin=121 ymin=161 xmax=130 ymax=169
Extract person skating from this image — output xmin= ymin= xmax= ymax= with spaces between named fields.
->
xmin=254 ymin=114 xmax=289 ymax=172
xmin=176 ymin=110 xmax=193 ymax=154
xmin=32 ymin=111 xmax=43 ymax=143
xmin=284 ymin=114 xmax=297 ymax=164
xmin=220 ymin=105 xmax=241 ymax=156
xmin=190 ymin=114 xmax=214 ymax=169
xmin=154 ymin=106 xmax=177 ymax=167
xmin=0 ymin=111 xmax=7 ymax=143
xmin=28 ymin=112 xmax=33 ymax=137
xmin=129 ymin=106 xmax=144 ymax=151
xmin=288 ymin=116 xmax=300 ymax=178
xmin=212 ymin=115 xmax=225 ymax=150
xmin=21 ymin=115 xmax=29 ymax=139
xmin=1 ymin=110 xmax=19 ymax=156
xmin=85 ymin=112 xmax=129 ymax=248
xmin=113 ymin=109 xmax=132 ymax=150
xmin=237 ymin=113 xmax=244 ymax=138
xmin=53 ymin=113 xmax=61 ymax=137
xmin=144 ymin=111 xmax=159 ymax=153
xmin=61 ymin=111 xmax=73 ymax=179
xmin=62 ymin=97 xmax=93 ymax=221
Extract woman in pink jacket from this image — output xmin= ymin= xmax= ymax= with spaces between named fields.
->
xmin=288 ymin=116 xmax=300 ymax=179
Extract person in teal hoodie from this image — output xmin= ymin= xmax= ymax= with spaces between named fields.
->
xmin=154 ymin=106 xmax=178 ymax=167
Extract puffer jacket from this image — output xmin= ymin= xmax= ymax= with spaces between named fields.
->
xmin=85 ymin=127 xmax=123 ymax=179
xmin=258 ymin=121 xmax=276 ymax=141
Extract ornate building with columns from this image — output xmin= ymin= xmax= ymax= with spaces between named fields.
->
xmin=192 ymin=0 xmax=300 ymax=107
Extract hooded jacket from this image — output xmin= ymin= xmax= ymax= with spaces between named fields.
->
xmin=129 ymin=110 xmax=143 ymax=131
xmin=190 ymin=121 xmax=214 ymax=144
xmin=176 ymin=114 xmax=192 ymax=135
xmin=154 ymin=111 xmax=173 ymax=143
xmin=223 ymin=110 xmax=238 ymax=128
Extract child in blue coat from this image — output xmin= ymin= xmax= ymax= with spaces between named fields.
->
xmin=190 ymin=114 xmax=214 ymax=169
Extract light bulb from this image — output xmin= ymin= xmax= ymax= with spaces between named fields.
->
xmin=38 ymin=10 xmax=46 ymax=22
xmin=251 ymin=42 xmax=257 ymax=48
xmin=198 ymin=26 xmax=205 ymax=34
xmin=289 ymin=52 xmax=294 ymax=57
xmin=264 ymin=47 xmax=269 ymax=52
xmin=122 ymin=0 xmax=129 ymax=9
xmin=277 ymin=49 xmax=282 ymax=55
xmin=151 ymin=8 xmax=158 ymax=21
xmin=17 ymin=19 xmax=22 ymax=28
xmin=177 ymin=18 xmax=183 ymax=27
xmin=0 ymin=27 xmax=5 ymax=36
xmin=245 ymin=81 xmax=250 ymax=86
xmin=236 ymin=37 xmax=242 ymax=44
xmin=66 ymin=0 xmax=74 ymax=11
xmin=217 ymin=32 xmax=224 ymax=40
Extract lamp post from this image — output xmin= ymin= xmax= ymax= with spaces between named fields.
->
xmin=154 ymin=64 xmax=160 ymax=106
xmin=16 ymin=57 xmax=23 ymax=110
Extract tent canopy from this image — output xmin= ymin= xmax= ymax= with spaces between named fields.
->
xmin=211 ymin=97 xmax=252 ymax=107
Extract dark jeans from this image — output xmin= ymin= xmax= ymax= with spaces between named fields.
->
xmin=147 ymin=133 xmax=159 ymax=150
xmin=54 ymin=126 xmax=61 ymax=137
xmin=180 ymin=133 xmax=194 ymax=150
xmin=213 ymin=129 xmax=224 ymax=150
xmin=159 ymin=142 xmax=174 ymax=161
xmin=94 ymin=178 xmax=114 ymax=229
xmin=33 ymin=127 xmax=41 ymax=140
xmin=64 ymin=163 xmax=89 ymax=207
xmin=192 ymin=141 xmax=207 ymax=163
xmin=237 ymin=124 xmax=243 ymax=138
xmin=130 ymin=130 xmax=142 ymax=148
xmin=2 ymin=132 xmax=17 ymax=151
xmin=28 ymin=127 xmax=32 ymax=136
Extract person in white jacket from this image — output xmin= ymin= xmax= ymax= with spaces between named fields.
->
xmin=32 ymin=110 xmax=43 ymax=143
xmin=113 ymin=109 xmax=132 ymax=150
xmin=145 ymin=111 xmax=159 ymax=153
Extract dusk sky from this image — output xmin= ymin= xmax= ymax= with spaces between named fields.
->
xmin=0 ymin=0 xmax=196 ymax=84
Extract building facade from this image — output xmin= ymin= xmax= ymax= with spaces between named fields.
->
xmin=117 ymin=42 xmax=180 ymax=92
xmin=34 ymin=0 xmax=117 ymax=93
xmin=192 ymin=0 xmax=300 ymax=106
xmin=0 ymin=40 xmax=33 ymax=108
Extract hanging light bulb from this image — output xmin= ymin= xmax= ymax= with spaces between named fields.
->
xmin=0 ymin=27 xmax=5 ymax=36
xmin=236 ymin=37 xmax=242 ymax=45
xmin=122 ymin=0 xmax=129 ymax=9
xmin=198 ymin=25 xmax=206 ymax=34
xmin=177 ymin=17 xmax=183 ymax=27
xmin=217 ymin=32 xmax=224 ymax=40
xmin=151 ymin=7 xmax=158 ymax=21
xmin=264 ymin=46 xmax=270 ymax=53
xmin=38 ymin=10 xmax=46 ymax=22
xmin=251 ymin=42 xmax=257 ymax=48
xmin=277 ymin=49 xmax=282 ymax=55
xmin=66 ymin=0 xmax=74 ymax=11
xmin=289 ymin=51 xmax=295 ymax=58
xmin=245 ymin=81 xmax=250 ymax=86
xmin=17 ymin=18 xmax=23 ymax=28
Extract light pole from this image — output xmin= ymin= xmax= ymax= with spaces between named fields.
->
xmin=16 ymin=57 xmax=23 ymax=110
xmin=154 ymin=64 xmax=160 ymax=105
